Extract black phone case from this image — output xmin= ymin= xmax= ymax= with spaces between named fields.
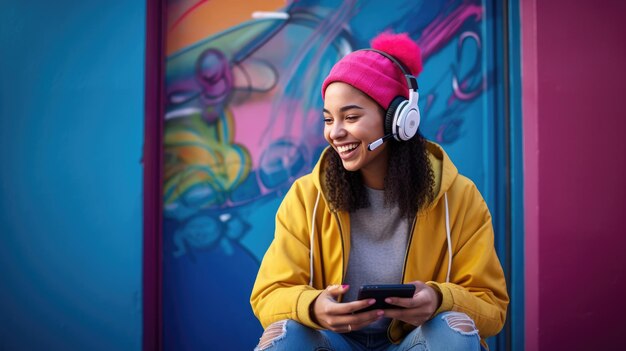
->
xmin=356 ymin=284 xmax=416 ymax=312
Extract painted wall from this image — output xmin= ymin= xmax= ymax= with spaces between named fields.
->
xmin=162 ymin=0 xmax=513 ymax=350
xmin=0 ymin=1 xmax=145 ymax=350
xmin=523 ymin=0 xmax=626 ymax=349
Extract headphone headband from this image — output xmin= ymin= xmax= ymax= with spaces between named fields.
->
xmin=354 ymin=49 xmax=419 ymax=91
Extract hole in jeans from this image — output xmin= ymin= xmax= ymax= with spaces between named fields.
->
xmin=441 ymin=312 xmax=479 ymax=336
xmin=255 ymin=320 xmax=288 ymax=351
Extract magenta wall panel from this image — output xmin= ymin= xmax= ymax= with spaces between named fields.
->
xmin=523 ymin=1 xmax=626 ymax=349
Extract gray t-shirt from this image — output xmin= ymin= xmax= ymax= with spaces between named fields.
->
xmin=343 ymin=187 xmax=410 ymax=332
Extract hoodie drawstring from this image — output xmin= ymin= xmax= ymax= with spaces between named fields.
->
xmin=444 ymin=192 xmax=452 ymax=283
xmin=309 ymin=191 xmax=321 ymax=286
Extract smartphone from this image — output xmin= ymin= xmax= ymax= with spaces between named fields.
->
xmin=355 ymin=284 xmax=416 ymax=312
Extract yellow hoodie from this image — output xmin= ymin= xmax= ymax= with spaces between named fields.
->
xmin=250 ymin=141 xmax=509 ymax=344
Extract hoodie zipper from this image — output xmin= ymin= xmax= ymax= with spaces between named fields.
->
xmin=388 ymin=214 xmax=418 ymax=342
xmin=399 ymin=215 xmax=418 ymax=282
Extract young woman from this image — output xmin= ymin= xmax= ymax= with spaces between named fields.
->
xmin=250 ymin=32 xmax=509 ymax=351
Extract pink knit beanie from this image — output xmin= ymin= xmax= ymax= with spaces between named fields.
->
xmin=321 ymin=32 xmax=423 ymax=110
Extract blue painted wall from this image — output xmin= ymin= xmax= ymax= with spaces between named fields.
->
xmin=0 ymin=1 xmax=145 ymax=350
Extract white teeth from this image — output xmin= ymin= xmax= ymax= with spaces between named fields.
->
xmin=337 ymin=143 xmax=359 ymax=153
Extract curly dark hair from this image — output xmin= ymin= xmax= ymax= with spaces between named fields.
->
xmin=324 ymin=133 xmax=435 ymax=220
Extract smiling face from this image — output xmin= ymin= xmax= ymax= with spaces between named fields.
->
xmin=323 ymin=82 xmax=389 ymax=189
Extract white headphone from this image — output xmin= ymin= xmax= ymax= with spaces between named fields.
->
xmin=361 ymin=49 xmax=421 ymax=151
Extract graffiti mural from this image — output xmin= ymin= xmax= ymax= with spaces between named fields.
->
xmin=163 ymin=0 xmax=497 ymax=349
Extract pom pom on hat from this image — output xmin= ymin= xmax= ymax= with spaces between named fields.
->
xmin=370 ymin=32 xmax=422 ymax=77
xmin=321 ymin=32 xmax=423 ymax=109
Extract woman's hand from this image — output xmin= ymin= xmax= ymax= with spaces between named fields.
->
xmin=382 ymin=281 xmax=441 ymax=327
xmin=312 ymin=284 xmax=384 ymax=333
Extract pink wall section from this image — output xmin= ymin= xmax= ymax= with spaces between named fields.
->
xmin=520 ymin=0 xmax=539 ymax=349
xmin=523 ymin=0 xmax=626 ymax=349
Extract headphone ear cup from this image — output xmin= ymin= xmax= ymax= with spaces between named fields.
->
xmin=385 ymin=96 xmax=406 ymax=137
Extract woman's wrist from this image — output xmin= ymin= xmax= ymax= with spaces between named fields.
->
xmin=428 ymin=285 xmax=443 ymax=320
xmin=309 ymin=296 xmax=320 ymax=325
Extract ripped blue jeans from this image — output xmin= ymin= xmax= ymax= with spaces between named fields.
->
xmin=255 ymin=311 xmax=481 ymax=351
